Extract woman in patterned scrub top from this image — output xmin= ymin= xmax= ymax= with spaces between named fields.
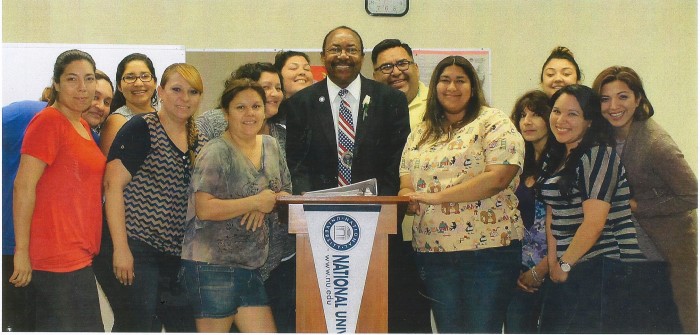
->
xmin=398 ymin=56 xmax=525 ymax=333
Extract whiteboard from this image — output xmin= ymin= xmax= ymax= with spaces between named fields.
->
xmin=2 ymin=43 xmax=186 ymax=106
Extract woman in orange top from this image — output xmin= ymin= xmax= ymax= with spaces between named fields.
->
xmin=12 ymin=49 xmax=106 ymax=331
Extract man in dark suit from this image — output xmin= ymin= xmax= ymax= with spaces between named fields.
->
xmin=281 ymin=26 xmax=411 ymax=333
xmin=283 ymin=26 xmax=410 ymax=196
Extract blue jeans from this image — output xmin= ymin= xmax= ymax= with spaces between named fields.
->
xmin=540 ymin=257 xmax=604 ymax=333
xmin=415 ymin=241 xmax=521 ymax=333
xmin=541 ymin=256 xmax=683 ymax=333
xmin=505 ymin=274 xmax=545 ymax=333
xmin=117 ymin=238 xmax=195 ymax=332
xmin=389 ymin=238 xmax=432 ymax=333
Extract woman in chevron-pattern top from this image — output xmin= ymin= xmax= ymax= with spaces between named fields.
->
xmin=536 ymin=85 xmax=643 ymax=333
xmin=103 ymin=63 xmax=207 ymax=332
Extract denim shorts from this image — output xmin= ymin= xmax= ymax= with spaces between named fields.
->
xmin=181 ymin=260 xmax=268 ymax=318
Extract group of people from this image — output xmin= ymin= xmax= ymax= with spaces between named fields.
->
xmin=2 ymin=25 xmax=696 ymax=334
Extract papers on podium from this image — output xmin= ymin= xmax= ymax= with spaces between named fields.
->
xmin=303 ymin=178 xmax=377 ymax=197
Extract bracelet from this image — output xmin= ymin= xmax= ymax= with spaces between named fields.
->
xmin=530 ymin=267 xmax=544 ymax=283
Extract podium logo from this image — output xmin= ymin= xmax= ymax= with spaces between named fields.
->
xmin=323 ymin=214 xmax=360 ymax=251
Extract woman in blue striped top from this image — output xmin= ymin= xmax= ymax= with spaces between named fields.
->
xmin=536 ymin=85 xmax=643 ymax=333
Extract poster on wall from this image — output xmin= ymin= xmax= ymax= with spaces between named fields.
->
xmin=2 ymin=43 xmax=186 ymax=106
xmin=412 ymin=49 xmax=491 ymax=104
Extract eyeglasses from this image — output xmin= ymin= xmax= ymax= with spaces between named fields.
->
xmin=374 ymin=60 xmax=414 ymax=74
xmin=325 ymin=46 xmax=361 ymax=56
xmin=122 ymin=73 xmax=153 ymax=84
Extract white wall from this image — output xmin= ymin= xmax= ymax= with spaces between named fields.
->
xmin=3 ymin=0 xmax=697 ymax=172
xmin=2 ymin=43 xmax=185 ymax=103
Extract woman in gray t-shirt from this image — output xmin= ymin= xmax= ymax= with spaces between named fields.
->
xmin=181 ymin=79 xmax=291 ymax=332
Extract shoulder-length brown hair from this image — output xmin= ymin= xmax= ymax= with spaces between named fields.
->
xmin=591 ymin=66 xmax=654 ymax=121
xmin=418 ymin=55 xmax=487 ymax=148
xmin=510 ymin=90 xmax=552 ymax=179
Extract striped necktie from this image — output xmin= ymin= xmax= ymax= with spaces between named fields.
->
xmin=337 ymin=89 xmax=355 ymax=186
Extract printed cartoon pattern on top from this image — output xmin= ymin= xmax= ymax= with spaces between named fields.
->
xmin=399 ymin=107 xmax=525 ymax=252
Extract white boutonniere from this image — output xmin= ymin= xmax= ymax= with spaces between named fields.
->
xmin=362 ymin=96 xmax=371 ymax=121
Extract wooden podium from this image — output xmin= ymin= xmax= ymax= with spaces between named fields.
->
xmin=278 ymin=196 xmax=406 ymax=333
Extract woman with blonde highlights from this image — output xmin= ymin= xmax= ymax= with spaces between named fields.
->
xmin=102 ymin=63 xmax=206 ymax=332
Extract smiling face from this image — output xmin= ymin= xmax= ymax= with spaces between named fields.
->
xmin=373 ymin=46 xmax=420 ymax=103
xmin=226 ymin=88 xmax=266 ymax=139
xmin=157 ymin=72 xmax=201 ymax=122
xmin=321 ymin=28 xmax=364 ymax=88
xmin=281 ymin=55 xmax=313 ymax=97
xmin=550 ymin=93 xmax=591 ymax=152
xmin=53 ymin=59 xmax=96 ymax=116
xmin=118 ymin=60 xmax=157 ymax=112
xmin=541 ymin=58 xmax=578 ymax=98
xmin=258 ymin=71 xmax=283 ymax=119
xmin=599 ymin=80 xmax=640 ymax=133
xmin=436 ymin=65 xmax=472 ymax=123
xmin=82 ymin=78 xmax=113 ymax=128
xmin=519 ymin=108 xmax=549 ymax=146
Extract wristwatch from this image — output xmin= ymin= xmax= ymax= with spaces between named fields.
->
xmin=558 ymin=258 xmax=571 ymax=272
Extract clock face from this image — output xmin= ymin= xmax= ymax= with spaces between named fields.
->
xmin=365 ymin=0 xmax=409 ymax=17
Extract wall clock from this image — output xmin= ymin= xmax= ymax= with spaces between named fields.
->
xmin=365 ymin=0 xmax=409 ymax=17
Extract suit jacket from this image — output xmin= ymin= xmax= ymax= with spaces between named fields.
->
xmin=281 ymin=76 xmax=410 ymax=196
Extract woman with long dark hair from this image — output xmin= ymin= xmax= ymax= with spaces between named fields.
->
xmin=99 ymin=53 xmax=158 ymax=155
xmin=505 ymin=90 xmax=553 ymax=333
xmin=537 ymin=84 xmax=643 ymax=332
xmin=399 ymin=55 xmax=525 ymax=333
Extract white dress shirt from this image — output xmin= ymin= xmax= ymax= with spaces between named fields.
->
xmin=326 ymin=76 xmax=361 ymax=141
